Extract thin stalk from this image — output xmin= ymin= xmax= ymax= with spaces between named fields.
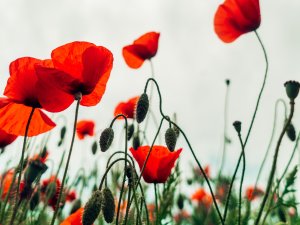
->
xmin=237 ymin=134 xmax=245 ymax=225
xmin=154 ymin=183 xmax=159 ymax=225
xmin=254 ymin=101 xmax=295 ymax=225
xmin=219 ymin=81 xmax=230 ymax=176
xmin=254 ymin=99 xmax=287 ymax=190
xmin=9 ymin=107 xmax=35 ymax=225
xmin=50 ymin=98 xmax=81 ymax=225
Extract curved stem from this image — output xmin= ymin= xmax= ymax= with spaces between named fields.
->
xmin=50 ymin=99 xmax=80 ymax=225
xmin=254 ymin=99 xmax=287 ymax=190
xmin=9 ymin=107 xmax=35 ymax=225
xmin=237 ymin=134 xmax=245 ymax=225
xmin=254 ymin=101 xmax=295 ymax=225
xmin=243 ymin=31 xmax=269 ymax=148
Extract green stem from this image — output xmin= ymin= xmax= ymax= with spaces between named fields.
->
xmin=9 ymin=107 xmax=35 ymax=225
xmin=238 ymin=134 xmax=245 ymax=225
xmin=254 ymin=101 xmax=295 ymax=225
xmin=50 ymin=98 xmax=81 ymax=225
xmin=154 ymin=183 xmax=159 ymax=225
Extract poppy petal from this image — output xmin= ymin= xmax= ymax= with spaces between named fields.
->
xmin=60 ymin=208 xmax=84 ymax=225
xmin=81 ymin=46 xmax=113 ymax=94
xmin=133 ymin=32 xmax=160 ymax=57
xmin=0 ymin=130 xmax=18 ymax=149
xmin=0 ymin=100 xmax=55 ymax=137
xmin=114 ymin=96 xmax=139 ymax=119
xmin=122 ymin=45 xmax=149 ymax=69
xmin=51 ymin=41 xmax=95 ymax=81
xmin=4 ymin=57 xmax=43 ymax=107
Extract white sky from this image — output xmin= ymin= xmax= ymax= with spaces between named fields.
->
xmin=1 ymin=0 xmax=300 ymax=192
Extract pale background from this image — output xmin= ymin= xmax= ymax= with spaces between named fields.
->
xmin=1 ymin=0 xmax=300 ymax=198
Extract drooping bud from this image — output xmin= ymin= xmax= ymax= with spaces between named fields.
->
xmin=127 ymin=124 xmax=135 ymax=141
xmin=70 ymin=199 xmax=82 ymax=215
xmin=136 ymin=93 xmax=149 ymax=123
xmin=132 ymin=134 xmax=140 ymax=150
xmin=233 ymin=121 xmax=242 ymax=134
xmin=82 ymin=190 xmax=102 ymax=225
xmin=99 ymin=128 xmax=114 ymax=152
xmin=284 ymin=81 xmax=300 ymax=101
xmin=58 ymin=126 xmax=67 ymax=146
xmin=125 ymin=165 xmax=136 ymax=187
xmin=225 ymin=79 xmax=230 ymax=86
xmin=30 ymin=189 xmax=40 ymax=210
xmin=286 ymin=122 xmax=296 ymax=142
xmin=102 ymin=188 xmax=115 ymax=223
xmin=165 ymin=127 xmax=177 ymax=152
xmin=91 ymin=141 xmax=98 ymax=155
xmin=24 ymin=160 xmax=48 ymax=185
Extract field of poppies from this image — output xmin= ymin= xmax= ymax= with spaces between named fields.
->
xmin=0 ymin=0 xmax=300 ymax=225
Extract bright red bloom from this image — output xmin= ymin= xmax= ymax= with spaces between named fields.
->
xmin=0 ymin=57 xmax=56 ymax=136
xmin=114 ymin=96 xmax=139 ymax=119
xmin=122 ymin=32 xmax=160 ymax=69
xmin=36 ymin=41 xmax=113 ymax=112
xmin=214 ymin=0 xmax=261 ymax=43
xmin=130 ymin=145 xmax=182 ymax=183
xmin=0 ymin=129 xmax=17 ymax=148
xmin=191 ymin=188 xmax=213 ymax=208
xmin=76 ymin=120 xmax=95 ymax=139
xmin=60 ymin=208 xmax=85 ymax=225
xmin=245 ymin=186 xmax=264 ymax=201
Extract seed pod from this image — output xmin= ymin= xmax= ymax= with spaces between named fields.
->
xmin=102 ymin=188 xmax=115 ymax=223
xmin=24 ymin=160 xmax=48 ymax=185
xmin=82 ymin=190 xmax=102 ymax=225
xmin=165 ymin=127 xmax=177 ymax=152
xmin=284 ymin=81 xmax=300 ymax=101
xmin=132 ymin=134 xmax=140 ymax=150
xmin=70 ymin=199 xmax=82 ymax=215
xmin=136 ymin=93 xmax=149 ymax=123
xmin=127 ymin=124 xmax=135 ymax=141
xmin=99 ymin=128 xmax=114 ymax=152
xmin=177 ymin=194 xmax=184 ymax=210
xmin=286 ymin=122 xmax=296 ymax=142
xmin=30 ymin=189 xmax=40 ymax=210
xmin=91 ymin=141 xmax=98 ymax=155
xmin=233 ymin=121 xmax=242 ymax=134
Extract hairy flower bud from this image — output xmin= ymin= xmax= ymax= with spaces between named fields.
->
xmin=165 ymin=127 xmax=177 ymax=152
xmin=83 ymin=190 xmax=102 ymax=225
xmin=91 ymin=141 xmax=98 ymax=155
xmin=102 ymin=188 xmax=115 ymax=223
xmin=286 ymin=122 xmax=296 ymax=142
xmin=136 ymin=93 xmax=149 ymax=123
xmin=99 ymin=128 xmax=114 ymax=152
xmin=127 ymin=124 xmax=135 ymax=141
xmin=284 ymin=81 xmax=300 ymax=101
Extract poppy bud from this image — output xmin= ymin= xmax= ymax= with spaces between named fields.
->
xmin=70 ymin=199 xmax=82 ymax=215
xmin=284 ymin=81 xmax=300 ymax=101
xmin=165 ymin=128 xmax=177 ymax=152
xmin=83 ymin=190 xmax=102 ymax=225
xmin=136 ymin=93 xmax=149 ymax=123
xmin=125 ymin=165 xmax=136 ymax=187
xmin=132 ymin=134 xmax=140 ymax=150
xmin=99 ymin=128 xmax=114 ymax=152
xmin=233 ymin=121 xmax=242 ymax=134
xmin=24 ymin=160 xmax=48 ymax=185
xmin=286 ymin=122 xmax=296 ymax=142
xmin=58 ymin=126 xmax=67 ymax=146
xmin=225 ymin=79 xmax=230 ymax=86
xmin=127 ymin=124 xmax=135 ymax=141
xmin=173 ymin=125 xmax=180 ymax=138
xmin=30 ymin=189 xmax=40 ymax=210
xmin=91 ymin=141 xmax=98 ymax=155
xmin=102 ymin=188 xmax=115 ymax=223
xmin=177 ymin=194 xmax=184 ymax=210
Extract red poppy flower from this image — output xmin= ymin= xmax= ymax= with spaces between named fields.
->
xmin=114 ymin=96 xmax=139 ymax=119
xmin=76 ymin=120 xmax=95 ymax=140
xmin=36 ymin=41 xmax=113 ymax=112
xmin=122 ymin=32 xmax=160 ymax=69
xmin=0 ymin=129 xmax=17 ymax=149
xmin=191 ymin=188 xmax=213 ymax=208
xmin=245 ymin=186 xmax=264 ymax=201
xmin=0 ymin=57 xmax=56 ymax=136
xmin=130 ymin=145 xmax=182 ymax=183
xmin=214 ymin=0 xmax=261 ymax=43
xmin=60 ymin=208 xmax=85 ymax=225
xmin=41 ymin=176 xmax=61 ymax=210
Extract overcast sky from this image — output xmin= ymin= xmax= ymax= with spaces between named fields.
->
xmin=1 ymin=0 xmax=300 ymax=191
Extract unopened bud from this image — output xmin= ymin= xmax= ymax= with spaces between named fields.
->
xmin=83 ymin=190 xmax=102 ymax=225
xmin=136 ymin=93 xmax=149 ymax=123
xmin=284 ymin=81 xmax=300 ymax=101
xmin=165 ymin=127 xmax=177 ymax=152
xmin=99 ymin=128 xmax=114 ymax=152
xmin=233 ymin=121 xmax=241 ymax=134
xmin=102 ymin=188 xmax=115 ymax=223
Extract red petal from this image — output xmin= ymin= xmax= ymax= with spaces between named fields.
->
xmin=133 ymin=32 xmax=160 ymax=57
xmin=114 ymin=96 xmax=139 ymax=119
xmin=0 ymin=130 xmax=18 ymax=148
xmin=76 ymin=120 xmax=95 ymax=140
xmin=0 ymin=100 xmax=55 ymax=137
xmin=51 ymin=41 xmax=95 ymax=81
xmin=81 ymin=46 xmax=113 ymax=94
xmin=122 ymin=45 xmax=149 ymax=69
xmin=4 ymin=57 xmax=44 ymax=107
xmin=60 ymin=208 xmax=84 ymax=225
xmin=214 ymin=0 xmax=260 ymax=43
